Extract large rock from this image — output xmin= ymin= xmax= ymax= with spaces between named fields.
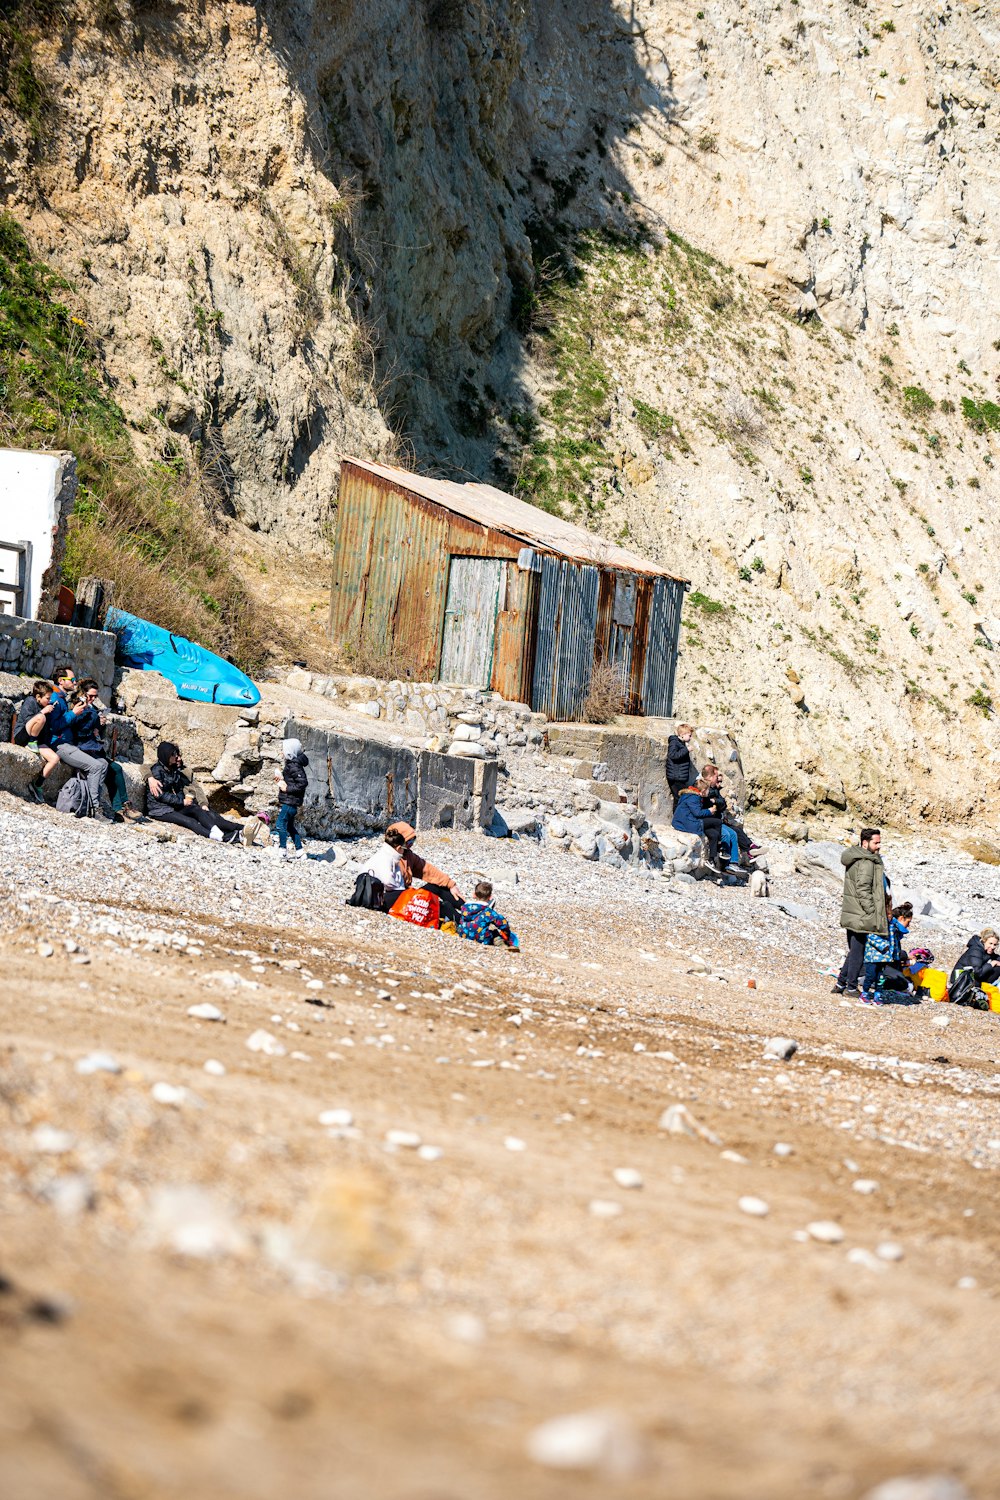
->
xmin=793 ymin=840 xmax=846 ymax=895
xmin=547 ymin=720 xmax=745 ymax=825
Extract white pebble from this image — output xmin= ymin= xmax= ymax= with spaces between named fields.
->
xmin=75 ymin=1051 xmax=121 ymax=1075
xmin=385 ymin=1129 xmax=421 ymax=1149
xmin=31 ymin=1125 xmax=75 ymax=1154
xmin=763 ymin=1036 xmax=799 ymax=1061
xmin=318 ymin=1108 xmax=354 ymax=1128
xmin=853 ymin=1178 xmax=879 ymax=1195
xmin=504 ymin=1136 xmax=527 ymax=1152
xmin=246 ymin=1029 xmax=286 ymax=1056
xmin=846 ymin=1247 xmax=887 ymax=1273
xmin=151 ymin=1082 xmax=187 ymax=1106
xmin=773 ymin=1142 xmax=794 ymax=1158
xmin=862 ymin=1476 xmax=971 ymax=1500
xmin=203 ymin=1060 xmax=226 ymax=1077
xmin=720 ymin=1150 xmax=747 ymax=1164
xmin=738 ymin=1196 xmax=769 ymax=1218
xmin=305 ymin=978 xmax=324 ymax=990
xmin=187 ymin=1003 xmax=224 ymax=1022
xmin=807 ymin=1220 xmax=845 ymax=1244
xmin=957 ymin=1276 xmax=977 ymax=1291
xmin=417 ymin=1144 xmax=443 ymax=1161
xmin=877 ymin=1241 xmax=904 ymax=1262
xmin=588 ymin=1199 xmax=623 ymax=1219
xmin=37 ymin=941 xmax=54 ymax=958
xmin=612 ymin=1167 xmax=643 ymax=1190
xmin=446 ymin=1312 xmax=484 ymax=1344
xmin=527 ymin=1409 xmax=644 ymax=1475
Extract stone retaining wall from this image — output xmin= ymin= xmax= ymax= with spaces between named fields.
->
xmin=283 ymin=668 xmax=547 ymax=759
xmin=0 ymin=616 xmax=117 ymax=702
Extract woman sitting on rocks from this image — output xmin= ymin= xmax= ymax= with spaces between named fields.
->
xmin=948 ymin=929 xmax=1000 ymax=1011
xmin=671 ymin=778 xmax=724 ymax=871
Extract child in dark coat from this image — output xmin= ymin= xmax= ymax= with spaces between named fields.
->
xmin=274 ymin=737 xmax=309 ymax=860
xmin=666 ymin=723 xmax=695 ymax=809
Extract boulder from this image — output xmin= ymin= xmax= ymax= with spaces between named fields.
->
xmin=793 ymin=840 xmax=845 ymax=894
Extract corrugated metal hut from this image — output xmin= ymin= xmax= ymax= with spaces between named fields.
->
xmin=328 ymin=458 xmax=689 ymax=720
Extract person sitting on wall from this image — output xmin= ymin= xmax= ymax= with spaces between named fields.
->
xmin=666 ymin=723 xmax=695 ymax=810
xmin=386 ymin=820 xmax=465 ymax=922
xmin=74 ymin=679 xmax=142 ymax=823
xmin=12 ymin=680 xmax=60 ymax=801
xmin=457 ymin=880 xmax=519 ymax=949
xmin=700 ymin=763 xmax=763 ymax=867
xmin=52 ymin=683 xmax=116 ymax=819
xmin=672 ymin=777 xmax=725 ymax=870
xmin=146 ymin=742 xmax=257 ymax=844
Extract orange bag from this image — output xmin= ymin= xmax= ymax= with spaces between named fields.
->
xmin=388 ymin=887 xmax=441 ymax=929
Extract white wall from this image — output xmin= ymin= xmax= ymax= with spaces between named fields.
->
xmin=0 ymin=449 xmax=63 ymax=619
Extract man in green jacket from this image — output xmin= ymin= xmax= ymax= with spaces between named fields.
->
xmin=832 ymin=828 xmax=889 ymax=996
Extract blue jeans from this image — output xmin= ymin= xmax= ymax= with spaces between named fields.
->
xmin=275 ymin=804 xmax=302 ymax=850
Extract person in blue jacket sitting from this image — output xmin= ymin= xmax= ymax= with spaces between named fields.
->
xmin=672 ymin=776 xmax=725 ymax=870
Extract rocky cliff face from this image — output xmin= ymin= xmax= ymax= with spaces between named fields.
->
xmin=4 ymin=0 xmax=1000 ymax=823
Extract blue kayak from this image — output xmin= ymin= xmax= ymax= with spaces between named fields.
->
xmin=106 ymin=608 xmax=261 ymax=707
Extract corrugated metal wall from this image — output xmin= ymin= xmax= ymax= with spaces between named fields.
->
xmin=531 ymin=557 xmax=600 ymax=720
xmin=640 ymin=576 xmax=686 ymax=716
xmin=329 ymin=464 xmax=521 ymax=682
xmin=330 ymin=462 xmax=686 ymax=717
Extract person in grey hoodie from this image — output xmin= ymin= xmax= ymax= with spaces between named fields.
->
xmin=832 ymin=828 xmax=889 ymax=996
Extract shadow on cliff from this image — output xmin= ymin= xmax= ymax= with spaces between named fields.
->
xmin=264 ymin=0 xmax=687 ymax=501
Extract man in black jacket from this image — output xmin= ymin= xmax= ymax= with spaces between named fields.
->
xmin=948 ymin=929 xmax=1000 ymax=1010
xmin=146 ymin=742 xmax=254 ymax=844
xmin=666 ymin=723 xmax=695 ymax=809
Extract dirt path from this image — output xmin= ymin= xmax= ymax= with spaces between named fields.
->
xmin=2 ymin=853 xmax=999 ymax=1499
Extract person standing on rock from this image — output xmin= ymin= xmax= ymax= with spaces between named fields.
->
xmin=666 ymin=724 xmax=695 ymax=810
xmin=832 ymin=828 xmax=889 ymax=998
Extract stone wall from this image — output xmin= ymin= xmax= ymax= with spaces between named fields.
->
xmin=0 ymin=616 xmax=117 ymax=701
xmin=546 ymin=719 xmax=746 ymax=824
xmin=114 ymin=669 xmax=498 ymax=836
xmin=284 ymin=669 xmax=547 ymax=761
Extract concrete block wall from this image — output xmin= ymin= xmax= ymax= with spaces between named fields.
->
xmin=287 ymin=719 xmax=496 ymax=838
xmin=0 ymin=615 xmax=117 ymax=701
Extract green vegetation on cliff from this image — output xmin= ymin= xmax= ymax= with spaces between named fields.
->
xmin=0 ymin=212 xmax=276 ymax=672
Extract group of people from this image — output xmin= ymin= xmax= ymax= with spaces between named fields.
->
xmin=834 ymin=826 xmax=999 ymax=1011
xmin=13 ymin=667 xmax=311 ymax=859
xmin=14 ymin=666 xmax=141 ymax=822
xmin=667 ymin=724 xmax=762 ymax=875
xmin=349 ymin=822 xmax=519 ymax=949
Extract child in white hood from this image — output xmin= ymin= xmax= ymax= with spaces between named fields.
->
xmin=274 ymin=737 xmax=309 ymax=860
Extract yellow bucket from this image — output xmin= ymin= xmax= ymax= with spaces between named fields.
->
xmin=913 ymin=967 xmax=949 ymax=1002
xmin=983 ymin=982 xmax=1000 ymax=1014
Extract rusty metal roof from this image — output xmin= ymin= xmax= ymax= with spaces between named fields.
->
xmin=341 ymin=458 xmax=687 ymax=581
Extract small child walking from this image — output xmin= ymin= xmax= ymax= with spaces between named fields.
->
xmin=273 ymin=737 xmax=309 ymax=860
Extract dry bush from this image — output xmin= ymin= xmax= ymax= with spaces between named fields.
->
xmin=63 ymin=432 xmax=284 ymax=677
xmin=579 ymin=659 xmax=626 ymax=724
xmin=722 ymin=390 xmax=769 ymax=446
xmin=336 ymin=637 xmax=422 ymax=682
